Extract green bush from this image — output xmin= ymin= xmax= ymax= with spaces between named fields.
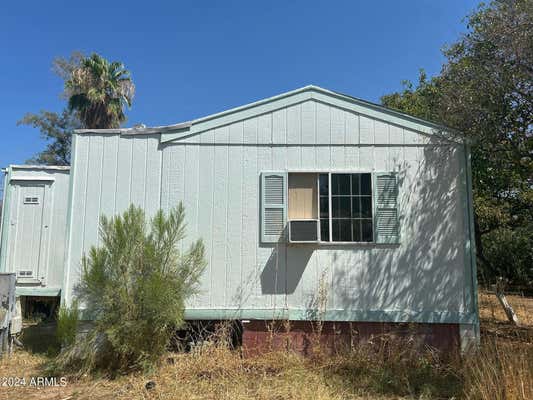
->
xmin=56 ymin=299 xmax=79 ymax=347
xmin=57 ymin=203 xmax=206 ymax=374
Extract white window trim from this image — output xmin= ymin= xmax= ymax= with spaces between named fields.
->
xmin=288 ymin=170 xmax=375 ymax=245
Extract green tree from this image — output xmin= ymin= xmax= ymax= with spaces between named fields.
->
xmin=381 ymin=0 xmax=532 ymax=286
xmin=65 ymin=53 xmax=135 ymax=129
xmin=18 ymin=109 xmax=80 ymax=165
xmin=54 ymin=203 xmax=206 ymax=373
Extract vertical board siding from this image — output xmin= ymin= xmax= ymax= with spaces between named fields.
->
xmin=100 ymin=135 xmax=119 ymax=220
xmin=240 ymin=118 xmax=258 ymax=309
xmin=196 ymin=137 xmax=215 ymax=308
xmin=226 ymin=123 xmax=244 ymax=308
xmin=67 ymin=134 xmax=90 ymax=299
xmin=115 ymin=137 xmax=133 ymax=212
xmin=130 ymin=138 xmax=147 ymax=207
xmin=49 ymin=172 xmax=70 ymax=288
xmin=212 ymin=126 xmax=229 ymax=307
xmin=144 ymin=136 xmax=162 ymax=217
xmin=84 ymin=135 xmax=104 ymax=250
xmin=65 ymin=100 xmax=469 ymax=319
xmin=360 ymin=116 xmax=374 ymax=144
xmin=256 ymin=114 xmax=274 ymax=308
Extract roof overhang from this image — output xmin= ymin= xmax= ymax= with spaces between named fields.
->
xmin=8 ymin=165 xmax=70 ymax=171
xmin=10 ymin=176 xmax=55 ymax=182
xmin=73 ymin=85 xmax=465 ymax=144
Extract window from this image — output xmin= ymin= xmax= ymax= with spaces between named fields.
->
xmin=23 ymin=196 xmax=39 ymax=204
xmin=262 ymin=171 xmax=397 ymax=245
xmin=319 ymin=173 xmax=373 ymax=242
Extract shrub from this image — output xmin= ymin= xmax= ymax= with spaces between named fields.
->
xmin=55 ymin=203 xmax=206 ymax=374
xmin=56 ymin=299 xmax=79 ymax=347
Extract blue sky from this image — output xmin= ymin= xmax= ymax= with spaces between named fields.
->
xmin=1 ymin=0 xmax=479 ymax=172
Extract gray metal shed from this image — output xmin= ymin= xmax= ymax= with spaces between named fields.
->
xmin=0 ymin=165 xmax=70 ymax=297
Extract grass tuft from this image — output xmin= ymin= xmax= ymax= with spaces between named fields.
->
xmin=1 ymin=291 xmax=531 ymax=399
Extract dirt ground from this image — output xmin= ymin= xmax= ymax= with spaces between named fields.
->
xmin=0 ymin=291 xmax=531 ymax=400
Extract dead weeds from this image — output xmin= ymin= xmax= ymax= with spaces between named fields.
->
xmin=0 ymin=291 xmax=531 ymax=400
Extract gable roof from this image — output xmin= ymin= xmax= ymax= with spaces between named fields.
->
xmin=75 ymin=85 xmax=462 ymax=143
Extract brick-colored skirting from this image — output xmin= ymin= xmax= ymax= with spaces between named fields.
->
xmin=242 ymin=320 xmax=460 ymax=356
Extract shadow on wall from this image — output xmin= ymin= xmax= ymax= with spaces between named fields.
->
xmin=260 ymin=242 xmax=314 ymax=295
xmin=252 ymin=140 xmax=470 ymax=316
xmin=334 ymin=143 xmax=468 ymax=314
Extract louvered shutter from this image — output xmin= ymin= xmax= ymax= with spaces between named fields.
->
xmin=374 ymin=173 xmax=400 ymax=244
xmin=261 ymin=172 xmax=287 ymax=243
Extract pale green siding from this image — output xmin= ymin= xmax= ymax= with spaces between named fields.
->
xmin=0 ymin=166 xmax=70 ymax=295
xmin=63 ymin=87 xmax=478 ymax=332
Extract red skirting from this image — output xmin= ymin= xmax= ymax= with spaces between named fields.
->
xmin=241 ymin=320 xmax=460 ymax=356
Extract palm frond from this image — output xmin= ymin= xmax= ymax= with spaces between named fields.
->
xmin=64 ymin=53 xmax=135 ymax=128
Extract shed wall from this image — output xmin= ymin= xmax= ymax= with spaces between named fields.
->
xmin=0 ymin=167 xmax=70 ymax=293
xmin=64 ymin=100 xmax=476 ymax=324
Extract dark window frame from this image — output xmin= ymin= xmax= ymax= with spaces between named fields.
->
xmin=319 ymin=172 xmax=373 ymax=243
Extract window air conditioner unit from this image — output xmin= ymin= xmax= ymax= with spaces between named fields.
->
xmin=288 ymin=219 xmax=319 ymax=243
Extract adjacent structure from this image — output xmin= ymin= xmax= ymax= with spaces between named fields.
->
xmin=1 ymin=86 xmax=479 ymax=350
xmin=0 ymin=165 xmax=70 ymax=297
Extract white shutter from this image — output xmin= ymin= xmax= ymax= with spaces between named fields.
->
xmin=261 ymin=172 xmax=287 ymax=243
xmin=374 ymin=173 xmax=400 ymax=244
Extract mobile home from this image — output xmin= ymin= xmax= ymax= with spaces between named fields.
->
xmin=60 ymin=86 xmax=478 ymax=351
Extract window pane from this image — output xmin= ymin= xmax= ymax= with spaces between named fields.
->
xmin=351 ymin=174 xmax=361 ymax=195
xmin=352 ymin=197 xmax=361 ymax=218
xmin=319 ymin=174 xmax=328 ymax=196
xmin=352 ymin=219 xmax=362 ymax=242
xmin=320 ymin=196 xmax=329 ymax=218
xmin=361 ymin=173 xmax=372 ymax=195
xmin=340 ymin=219 xmax=351 ymax=241
xmin=333 ymin=219 xmax=351 ymax=241
xmin=361 ymin=197 xmax=372 ymax=218
xmin=333 ymin=196 xmax=350 ymax=218
xmin=362 ymin=219 xmax=373 ymax=242
xmin=332 ymin=174 xmax=350 ymax=195
xmin=320 ymin=219 xmax=329 ymax=241
xmin=320 ymin=173 xmax=374 ymax=243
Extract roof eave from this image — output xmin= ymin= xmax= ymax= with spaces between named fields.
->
xmin=72 ymin=85 xmax=467 ymax=143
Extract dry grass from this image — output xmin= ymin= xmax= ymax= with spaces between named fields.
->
xmin=0 ymin=345 xmax=400 ymax=400
xmin=463 ymin=339 xmax=533 ymax=400
xmin=478 ymin=291 xmax=533 ymax=327
xmin=0 ymin=291 xmax=531 ymax=400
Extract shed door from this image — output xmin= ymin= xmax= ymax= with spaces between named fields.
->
xmin=7 ymin=182 xmax=50 ymax=283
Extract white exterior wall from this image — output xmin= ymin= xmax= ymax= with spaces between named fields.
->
xmin=64 ymin=98 xmax=477 ymax=325
xmin=0 ymin=166 xmax=70 ymax=294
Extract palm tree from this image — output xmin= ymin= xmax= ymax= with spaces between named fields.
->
xmin=65 ymin=53 xmax=135 ymax=129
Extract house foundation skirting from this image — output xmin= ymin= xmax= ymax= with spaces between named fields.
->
xmin=241 ymin=320 xmax=461 ymax=356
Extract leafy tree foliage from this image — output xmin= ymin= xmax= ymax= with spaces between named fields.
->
xmin=18 ymin=109 xmax=80 ymax=165
xmin=55 ymin=204 xmax=206 ymax=373
xmin=381 ymin=0 xmax=532 ymax=287
xmin=65 ymin=53 xmax=135 ymax=129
